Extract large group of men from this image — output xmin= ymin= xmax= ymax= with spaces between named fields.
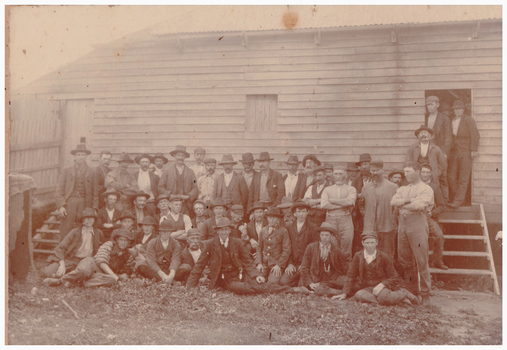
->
xmin=41 ymin=97 xmax=480 ymax=307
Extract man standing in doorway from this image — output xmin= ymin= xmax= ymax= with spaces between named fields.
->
xmin=424 ymin=95 xmax=453 ymax=157
xmin=151 ymin=153 xmax=168 ymax=178
xmin=239 ymin=152 xmax=257 ymax=193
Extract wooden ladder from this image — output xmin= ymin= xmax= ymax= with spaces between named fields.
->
xmin=430 ymin=203 xmax=500 ymax=295
xmin=28 ymin=211 xmax=61 ymax=267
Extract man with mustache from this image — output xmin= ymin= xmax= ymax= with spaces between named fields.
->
xmin=175 ymin=228 xmax=204 ymax=284
xmin=190 ymin=147 xmax=207 ymax=180
xmin=388 ymin=170 xmax=404 ymax=188
xmin=303 ymin=166 xmax=330 ymax=227
xmin=406 ymin=125 xmax=449 ymax=203
xmin=239 ymin=152 xmax=257 ymax=192
xmin=361 ymin=160 xmax=398 ymax=260
xmin=151 ymin=153 xmax=168 ymax=178
xmin=321 ymin=165 xmax=357 ymax=262
xmin=283 ymin=155 xmax=304 ymax=201
xmin=293 ymin=154 xmax=321 ymax=201
xmin=213 ymin=154 xmax=249 ymax=210
xmin=248 ymin=152 xmax=285 ymax=211
xmin=424 ymin=95 xmax=452 ymax=157
xmin=196 ymin=158 xmax=217 ymax=207
xmin=130 ymin=191 xmax=155 ymax=231
xmin=134 ymin=153 xmax=159 ymax=213
xmin=105 ymin=152 xmax=140 ymax=212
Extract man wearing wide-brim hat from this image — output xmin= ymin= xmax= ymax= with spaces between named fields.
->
xmin=243 ymin=201 xmax=267 ymax=254
xmin=388 ymin=170 xmax=404 ymax=188
xmin=132 ymin=216 xmax=159 ymax=272
xmin=294 ymin=154 xmax=321 ymax=200
xmin=239 ymin=152 xmax=258 ymax=192
xmin=302 ymin=166 xmax=331 ymax=228
xmin=133 ymin=153 xmax=159 ymax=213
xmin=105 ymin=152 xmax=140 ymax=213
xmin=130 ymin=191 xmax=156 ymax=231
xmin=424 ymin=95 xmax=453 ymax=157
xmin=255 ymin=207 xmax=291 ymax=285
xmin=346 ymin=162 xmax=359 ymax=186
xmin=447 ymin=99 xmax=480 ymax=208
xmin=282 ymin=155 xmax=304 ymax=201
xmin=176 ymin=228 xmax=205 ymax=284
xmin=277 ymin=196 xmax=295 ymax=228
xmin=187 ymin=217 xmax=294 ymax=295
xmin=158 ymin=145 xmax=198 ymax=217
xmin=214 ymin=154 xmax=249 ymax=211
xmin=42 ymin=207 xmax=105 ymax=278
xmin=151 ymin=153 xmax=169 ymax=178
xmin=55 ymin=143 xmax=94 ymax=242
xmin=406 ymin=124 xmax=449 ymax=203
xmin=201 ymin=198 xmax=230 ymax=241
xmin=333 ymin=231 xmax=420 ymax=306
xmin=299 ymin=222 xmax=348 ymax=296
xmin=247 ymin=152 xmax=285 ymax=212
xmin=96 ymin=188 xmax=122 ymax=240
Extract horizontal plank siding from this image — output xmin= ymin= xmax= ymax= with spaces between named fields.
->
xmin=15 ymin=19 xmax=502 ymax=223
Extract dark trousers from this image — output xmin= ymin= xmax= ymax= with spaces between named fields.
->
xmin=448 ymin=149 xmax=472 ymax=206
xmin=427 ymin=216 xmax=445 ymax=266
xmin=59 ymin=197 xmax=85 ymax=242
xmin=313 ymin=275 xmax=347 ymax=296
xmin=137 ymin=264 xmax=190 ymax=282
xmin=378 ymin=231 xmax=397 ymax=261
xmin=216 ymin=270 xmax=292 ymax=295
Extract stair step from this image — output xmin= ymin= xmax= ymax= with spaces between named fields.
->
xmin=32 ymin=238 xmax=59 ymax=244
xmin=443 ymin=235 xmax=486 ymax=241
xmin=442 ymin=251 xmax=489 ymax=257
xmin=36 ymin=229 xmax=60 ymax=234
xmin=43 ymin=220 xmax=61 ymax=225
xmin=50 ymin=211 xmax=60 ymax=216
xmin=439 ymin=219 xmax=483 ymax=224
xmin=32 ymin=249 xmax=54 ymax=254
xmin=429 ymin=268 xmax=492 ymax=276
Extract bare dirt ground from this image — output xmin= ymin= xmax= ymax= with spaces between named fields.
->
xmin=7 ymin=272 xmax=501 ymax=345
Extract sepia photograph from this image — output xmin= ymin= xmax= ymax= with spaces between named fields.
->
xmin=5 ymin=4 xmax=503 ymax=345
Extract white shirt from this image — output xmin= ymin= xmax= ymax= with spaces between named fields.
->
xmin=142 ymin=233 xmax=153 ymax=245
xmin=452 ymin=116 xmax=461 ymax=136
xmin=224 ymin=172 xmax=233 ymax=187
xmin=220 ymin=237 xmax=229 ymax=248
xmin=176 ymin=164 xmax=185 ymax=175
xmin=320 ymin=242 xmax=331 ymax=261
xmin=420 ymin=142 xmax=430 ymax=157
xmin=364 ymin=250 xmax=377 ymax=264
xmin=106 ymin=207 xmax=115 ymax=222
xmin=137 ymin=169 xmax=154 ymax=200
xmin=427 ymin=113 xmax=437 ymax=130
xmin=296 ymin=220 xmax=305 ymax=233
xmin=153 ymin=167 xmax=163 ymax=178
xmin=75 ymin=227 xmax=94 ymax=258
xmin=306 ymin=175 xmax=314 ymax=187
xmin=162 ymin=239 xmax=170 ymax=250
xmin=255 ymin=221 xmax=263 ymax=235
xmin=190 ymin=249 xmax=201 ymax=263
xmin=285 ymin=173 xmax=299 ymax=198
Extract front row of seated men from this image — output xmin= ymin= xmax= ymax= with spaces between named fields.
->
xmin=43 ymin=199 xmax=420 ymax=306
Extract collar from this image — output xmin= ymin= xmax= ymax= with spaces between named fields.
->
xmin=81 ymin=226 xmax=94 ymax=234
xmin=206 ymin=173 xmax=216 ymax=178
xmin=243 ymin=171 xmax=254 ymax=176
xmin=105 ymin=207 xmax=115 ymax=212
xmin=219 ymin=237 xmax=229 ymax=247
xmin=139 ymin=168 xmax=150 ymax=174
xmin=364 ymin=249 xmax=377 ymax=260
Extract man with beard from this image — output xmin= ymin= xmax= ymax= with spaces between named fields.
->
xmin=92 ymin=150 xmax=113 ymax=210
xmin=134 ymin=153 xmax=159 ymax=213
xmin=361 ymin=160 xmax=398 ymax=260
xmin=175 ymin=228 xmax=204 ymax=284
xmin=283 ymin=155 xmax=304 ymax=201
xmin=151 ymin=153 xmax=168 ymax=178
xmin=388 ymin=170 xmax=404 ymax=187
xmin=197 ymin=158 xmax=217 ymax=206
xmin=294 ymin=154 xmax=321 ymax=200
xmin=406 ymin=125 xmax=449 ymax=203
xmin=303 ymin=166 xmax=330 ymax=227
xmin=96 ymin=188 xmax=122 ymax=241
xmin=105 ymin=152 xmax=140 ymax=212
xmin=131 ymin=191 xmax=155 ymax=231
xmin=324 ymin=163 xmax=335 ymax=185
xmin=280 ymin=200 xmax=317 ymax=287
xmin=351 ymin=153 xmax=372 ymax=254
xmin=248 ymin=152 xmax=285 ymax=210
xmin=244 ymin=202 xmax=267 ymax=255
xmin=420 ymin=163 xmax=448 ymax=270
xmin=424 ymin=96 xmax=452 ymax=157
xmin=239 ymin=152 xmax=257 ymax=192
xmin=214 ymin=154 xmax=249 ymax=210
xmin=190 ymin=147 xmax=207 ymax=180
xmin=391 ymin=161 xmax=434 ymax=305
xmin=447 ymin=100 xmax=480 ymax=208
xmin=158 ymin=145 xmax=198 ymax=217
xmin=321 ymin=165 xmax=357 ymax=262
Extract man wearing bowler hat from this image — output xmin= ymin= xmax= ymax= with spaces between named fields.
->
xmin=134 ymin=153 xmax=159 ymax=213
xmin=158 ymin=145 xmax=198 ymax=217
xmin=197 ymin=158 xmax=217 ymax=206
xmin=92 ymin=150 xmax=113 ymax=210
xmin=248 ymin=152 xmax=285 ymax=211
xmin=151 ymin=153 xmax=169 ymax=178
xmin=406 ymin=125 xmax=449 ymax=203
xmin=424 ymin=95 xmax=453 ymax=157
xmin=447 ymin=100 xmax=480 ymax=208
xmin=105 ymin=152 xmax=140 ymax=212
xmin=55 ymin=144 xmax=94 ymax=241
xmin=190 ymin=147 xmax=207 ymax=180
xmin=95 ymin=188 xmax=122 ymax=241
xmin=214 ymin=154 xmax=249 ymax=210
xmin=239 ymin=152 xmax=258 ymax=191
xmin=283 ymin=155 xmax=304 ymax=201
xmin=277 ymin=197 xmax=295 ymax=228
xmin=303 ymin=166 xmax=330 ymax=228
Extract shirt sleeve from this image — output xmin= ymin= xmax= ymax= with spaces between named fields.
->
xmin=94 ymin=241 xmax=114 ymax=265
xmin=410 ymin=184 xmax=434 ymax=211
xmin=183 ymin=215 xmax=192 ymax=232
xmin=320 ymin=187 xmax=330 ymax=208
xmin=345 ymin=186 xmax=357 ymax=206
xmin=303 ymin=185 xmax=313 ymax=200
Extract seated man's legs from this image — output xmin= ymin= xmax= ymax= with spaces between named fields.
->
xmin=174 ymin=263 xmax=193 ymax=283
xmin=83 ymin=272 xmax=117 ymax=288
xmin=377 ymin=287 xmax=419 ymax=306
xmin=60 ymin=257 xmax=99 ymax=286
xmin=279 ymin=270 xmax=301 ymax=287
xmin=42 ymin=258 xmax=80 ymax=277
xmin=353 ymin=286 xmax=379 ymax=304
xmin=137 ymin=265 xmax=163 ymax=281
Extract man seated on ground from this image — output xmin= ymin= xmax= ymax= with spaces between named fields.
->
xmin=42 ymin=208 xmax=105 ymax=278
xmin=420 ymin=163 xmax=448 ymax=270
xmin=133 ymin=216 xmax=159 ymax=273
xmin=255 ymin=207 xmax=291 ymax=285
xmin=157 ymin=194 xmax=191 ymax=244
xmin=191 ymin=199 xmax=209 ymax=234
xmin=186 ymin=218 xmax=295 ymax=295
xmin=280 ymin=199 xmax=317 ymax=287
xmin=201 ymin=198 xmax=228 ymax=241
xmin=44 ymin=228 xmax=137 ymax=288
xmin=96 ymin=188 xmax=122 ymax=241
xmin=300 ymin=222 xmax=348 ymax=296
xmin=277 ymin=196 xmax=295 ymax=228
xmin=138 ymin=221 xmax=182 ymax=283
xmin=244 ymin=202 xmax=267 ymax=255
xmin=332 ymin=231 xmax=419 ymax=306
xmin=175 ymin=228 xmax=205 ymax=284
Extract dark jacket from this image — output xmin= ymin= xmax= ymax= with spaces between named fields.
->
xmin=300 ymin=241 xmax=347 ymax=287
xmin=133 ymin=170 xmax=160 ymax=200
xmin=425 ymin=111 xmax=453 ymax=156
xmin=213 ymin=171 xmax=249 ymax=209
xmin=255 ymin=225 xmax=291 ymax=269
xmin=282 ymin=173 xmax=306 ymax=201
xmin=450 ymin=113 xmax=480 ymax=152
xmin=146 ymin=236 xmax=182 ymax=273
xmin=245 ymin=218 xmax=267 ymax=242
xmin=247 ymin=169 xmax=285 ymax=211
xmin=131 ymin=206 xmax=156 ymax=230
xmin=179 ymin=243 xmax=205 ymax=269
xmin=287 ymin=219 xmax=318 ymax=267
xmin=134 ymin=230 xmax=158 ymax=247
xmin=427 ymin=181 xmax=446 ymax=220
xmin=186 ymin=236 xmax=260 ymax=288
xmin=406 ymin=141 xmax=447 ymax=181
xmin=55 ymin=163 xmax=93 ymax=209
xmin=92 ymin=165 xmax=111 ymax=209
xmin=342 ymin=249 xmax=400 ymax=296
xmin=49 ymin=225 xmax=104 ymax=263
xmin=158 ymin=163 xmax=198 ymax=213
xmin=95 ymin=208 xmax=122 ymax=240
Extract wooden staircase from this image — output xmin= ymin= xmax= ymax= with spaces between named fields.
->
xmin=28 ymin=211 xmax=61 ymax=267
xmin=430 ymin=203 xmax=500 ymax=295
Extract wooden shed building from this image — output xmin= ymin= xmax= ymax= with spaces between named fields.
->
xmin=10 ymin=18 xmax=502 ymax=228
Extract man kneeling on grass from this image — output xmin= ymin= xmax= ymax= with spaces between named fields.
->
xmin=299 ymin=222 xmax=348 ymax=296
xmin=43 ymin=228 xmax=136 ymax=287
xmin=186 ymin=217 xmax=300 ymax=295
xmin=332 ymin=231 xmax=420 ymax=305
